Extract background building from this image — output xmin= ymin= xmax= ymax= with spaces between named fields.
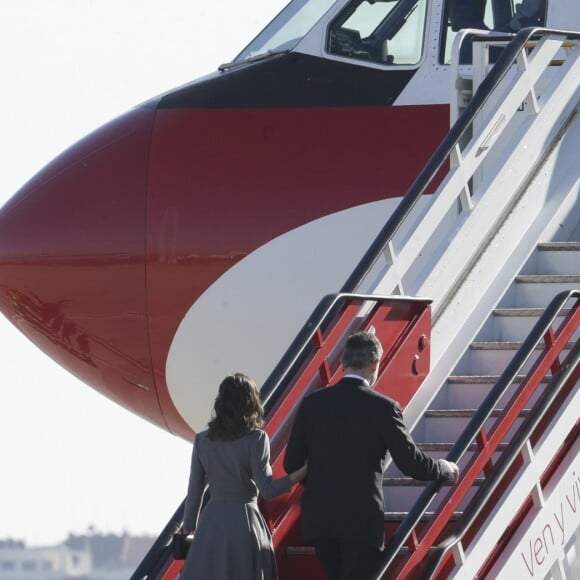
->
xmin=0 ymin=532 xmax=154 ymax=580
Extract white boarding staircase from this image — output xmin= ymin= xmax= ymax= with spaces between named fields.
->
xmin=354 ymin=28 xmax=580 ymax=578
xmin=378 ymin=242 xmax=579 ymax=578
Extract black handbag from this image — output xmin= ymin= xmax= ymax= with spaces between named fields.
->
xmin=172 ymin=532 xmax=192 ymax=560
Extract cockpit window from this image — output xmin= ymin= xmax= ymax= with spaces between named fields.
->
xmin=234 ymin=0 xmax=337 ymax=62
xmin=327 ymin=0 xmax=428 ymax=65
xmin=440 ymin=1 xmax=548 ymax=64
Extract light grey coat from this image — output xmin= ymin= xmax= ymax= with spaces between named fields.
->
xmin=181 ymin=429 xmax=291 ymax=580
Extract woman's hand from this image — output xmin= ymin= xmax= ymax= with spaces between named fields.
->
xmin=290 ymin=462 xmax=307 ymax=484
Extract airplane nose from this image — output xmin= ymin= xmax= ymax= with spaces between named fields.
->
xmin=0 ymin=105 xmax=166 ymax=426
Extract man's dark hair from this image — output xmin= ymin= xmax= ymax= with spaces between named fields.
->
xmin=342 ymin=331 xmax=383 ymax=370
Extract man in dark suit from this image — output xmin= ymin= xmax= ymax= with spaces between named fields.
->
xmin=284 ymin=331 xmax=459 ymax=580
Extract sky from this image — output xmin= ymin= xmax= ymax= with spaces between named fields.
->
xmin=0 ymin=0 xmax=287 ymax=547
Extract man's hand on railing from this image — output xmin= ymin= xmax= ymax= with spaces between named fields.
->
xmin=439 ymin=459 xmax=460 ymax=482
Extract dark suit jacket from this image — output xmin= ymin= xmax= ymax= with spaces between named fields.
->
xmin=283 ymin=377 xmax=452 ymax=548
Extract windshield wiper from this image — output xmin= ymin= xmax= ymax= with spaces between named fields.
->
xmin=218 ymin=50 xmax=290 ymax=71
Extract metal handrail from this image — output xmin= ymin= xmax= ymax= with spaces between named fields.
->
xmin=130 ymin=500 xmax=185 ymax=580
xmin=423 ymin=341 xmax=580 ymax=578
xmin=372 ymin=290 xmax=580 ymax=578
xmin=261 ymin=293 xmax=431 ymax=414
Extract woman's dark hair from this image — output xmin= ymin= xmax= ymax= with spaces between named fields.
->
xmin=208 ymin=373 xmax=265 ymax=440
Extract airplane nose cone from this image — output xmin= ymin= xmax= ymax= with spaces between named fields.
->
xmin=0 ymin=105 xmax=165 ymax=426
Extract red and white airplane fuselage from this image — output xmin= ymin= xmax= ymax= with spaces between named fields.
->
xmin=0 ymin=0 xmax=576 ymax=439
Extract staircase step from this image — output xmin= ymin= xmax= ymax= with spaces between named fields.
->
xmin=516 ymin=275 xmax=580 ymax=283
xmin=487 ymin=308 xmax=574 ymax=341
xmin=425 ymin=408 xmax=531 ymax=418
xmin=534 ymin=243 xmax=580 ymax=275
xmin=418 ymin=442 xmax=508 ymax=452
xmin=420 ymin=406 xmax=531 ymax=441
xmin=447 ymin=374 xmax=549 ymax=383
xmin=470 ymin=341 xmax=574 ymax=350
xmin=512 ymin=275 xmax=580 ymax=307
xmin=494 ymin=308 xmax=572 ymax=316
xmin=466 ymin=341 xmax=572 ymax=375
xmin=537 ymin=242 xmax=580 ymax=251
xmin=383 ymin=477 xmax=484 ymax=486
xmin=439 ymin=375 xmax=548 ymax=408
xmin=384 ymin=511 xmax=463 ymax=522
xmin=382 ymin=476 xmax=478 ymax=511
xmin=287 ymin=545 xmax=439 ymax=556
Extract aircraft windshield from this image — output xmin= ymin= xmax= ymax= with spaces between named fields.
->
xmin=328 ymin=0 xmax=428 ymax=65
xmin=235 ymin=0 xmax=337 ymax=61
